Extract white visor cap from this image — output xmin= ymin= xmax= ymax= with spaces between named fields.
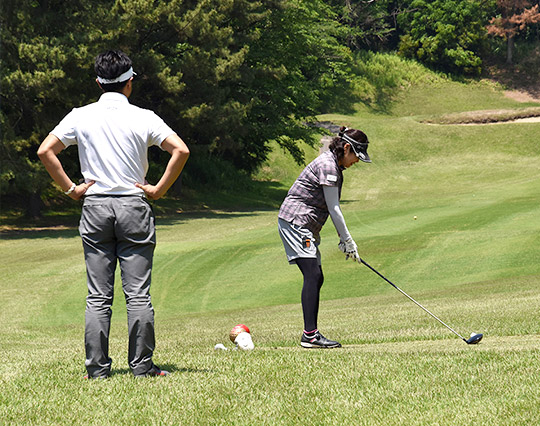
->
xmin=97 ymin=67 xmax=136 ymax=84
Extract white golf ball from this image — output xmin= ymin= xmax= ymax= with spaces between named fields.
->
xmin=214 ymin=343 xmax=227 ymax=351
xmin=413 ymin=216 xmax=417 ymax=220
xmin=470 ymin=332 xmax=476 ymax=337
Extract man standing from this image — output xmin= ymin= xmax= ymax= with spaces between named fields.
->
xmin=38 ymin=50 xmax=190 ymax=378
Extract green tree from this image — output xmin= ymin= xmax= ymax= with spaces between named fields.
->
xmin=99 ymin=0 xmax=353 ymax=173
xmin=1 ymin=0 xmax=353 ymax=216
xmin=1 ymin=0 xmax=109 ymax=217
xmin=325 ymin=0 xmax=407 ymax=51
xmin=397 ymin=0 xmax=496 ymax=75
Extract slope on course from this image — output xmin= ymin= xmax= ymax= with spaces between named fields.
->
xmin=1 ymin=75 xmax=539 ymax=425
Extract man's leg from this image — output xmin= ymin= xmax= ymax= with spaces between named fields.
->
xmin=113 ymin=197 xmax=157 ymax=376
xmin=79 ymin=197 xmax=117 ymax=378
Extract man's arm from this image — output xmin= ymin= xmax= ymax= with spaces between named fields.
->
xmin=37 ymin=134 xmax=94 ymax=200
xmin=135 ymin=134 xmax=190 ymax=200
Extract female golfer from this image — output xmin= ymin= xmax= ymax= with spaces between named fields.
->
xmin=278 ymin=126 xmax=371 ymax=348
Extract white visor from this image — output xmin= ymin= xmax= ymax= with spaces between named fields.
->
xmin=341 ymin=132 xmax=371 ymax=163
xmin=97 ymin=67 xmax=136 ymax=84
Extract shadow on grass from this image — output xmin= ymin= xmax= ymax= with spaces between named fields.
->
xmin=109 ymin=364 xmax=214 ymax=378
xmin=0 ymin=226 xmax=81 ymax=240
xmin=0 ymin=180 xmax=288 ymax=240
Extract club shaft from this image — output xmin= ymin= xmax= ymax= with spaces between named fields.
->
xmin=361 ymin=260 xmax=466 ymax=341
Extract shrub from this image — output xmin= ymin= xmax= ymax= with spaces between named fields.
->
xmin=397 ymin=0 xmax=496 ymax=75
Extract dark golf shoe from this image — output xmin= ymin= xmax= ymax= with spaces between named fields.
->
xmin=301 ymin=331 xmax=342 ymax=349
xmin=135 ymin=365 xmax=170 ymax=377
xmin=83 ymin=374 xmax=108 ymax=380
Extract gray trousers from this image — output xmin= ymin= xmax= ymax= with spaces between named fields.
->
xmin=79 ymin=195 xmax=156 ymax=377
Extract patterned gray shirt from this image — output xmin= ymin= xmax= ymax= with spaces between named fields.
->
xmin=278 ymin=150 xmax=342 ymax=233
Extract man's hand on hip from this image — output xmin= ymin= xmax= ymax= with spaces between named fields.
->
xmin=135 ymin=182 xmax=164 ymax=200
xmin=70 ymin=181 xmax=95 ymax=200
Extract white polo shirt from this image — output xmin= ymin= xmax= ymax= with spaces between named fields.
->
xmin=51 ymin=92 xmax=175 ymax=196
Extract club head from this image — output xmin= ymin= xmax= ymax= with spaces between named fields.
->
xmin=465 ymin=333 xmax=483 ymax=345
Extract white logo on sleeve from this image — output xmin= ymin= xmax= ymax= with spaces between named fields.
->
xmin=327 ymin=174 xmax=338 ymax=182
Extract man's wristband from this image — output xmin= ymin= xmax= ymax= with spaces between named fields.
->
xmin=64 ymin=183 xmax=76 ymax=195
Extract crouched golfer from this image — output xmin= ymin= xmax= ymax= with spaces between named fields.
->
xmin=278 ymin=127 xmax=371 ymax=348
xmin=38 ymin=50 xmax=189 ymax=378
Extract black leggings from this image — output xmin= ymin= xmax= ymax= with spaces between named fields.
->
xmin=296 ymin=258 xmax=324 ymax=332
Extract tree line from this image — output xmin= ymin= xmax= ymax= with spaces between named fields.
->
xmin=1 ymin=0 xmax=539 ymax=217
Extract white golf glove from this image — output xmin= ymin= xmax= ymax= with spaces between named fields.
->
xmin=338 ymin=237 xmax=361 ymax=263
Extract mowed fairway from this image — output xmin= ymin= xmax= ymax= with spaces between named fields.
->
xmin=1 ymin=79 xmax=540 ymax=425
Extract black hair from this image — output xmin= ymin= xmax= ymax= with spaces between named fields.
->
xmin=329 ymin=126 xmax=368 ymax=160
xmin=94 ymin=50 xmax=133 ymax=92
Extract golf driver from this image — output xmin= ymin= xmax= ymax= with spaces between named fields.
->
xmin=360 ymin=259 xmax=483 ymax=345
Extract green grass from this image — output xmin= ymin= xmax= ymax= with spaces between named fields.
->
xmin=2 ymin=62 xmax=540 ymax=425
